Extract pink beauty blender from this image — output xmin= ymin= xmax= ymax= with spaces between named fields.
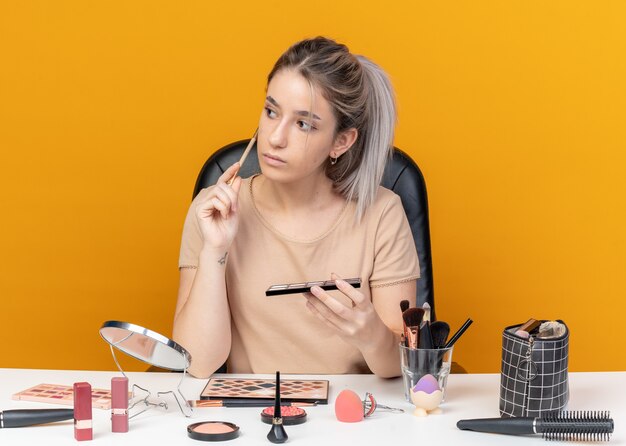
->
xmin=335 ymin=390 xmax=364 ymax=422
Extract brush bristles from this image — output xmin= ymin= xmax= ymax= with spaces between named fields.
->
xmin=539 ymin=411 xmax=613 ymax=442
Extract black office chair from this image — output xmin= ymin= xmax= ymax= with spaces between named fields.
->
xmin=193 ymin=140 xmax=436 ymax=319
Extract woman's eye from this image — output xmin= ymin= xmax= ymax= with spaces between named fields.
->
xmin=297 ymin=120 xmax=315 ymax=131
xmin=265 ymin=107 xmax=277 ymax=118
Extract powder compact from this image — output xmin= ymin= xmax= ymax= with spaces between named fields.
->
xmin=261 ymin=406 xmax=308 ymax=425
xmin=187 ymin=421 xmax=240 ymax=442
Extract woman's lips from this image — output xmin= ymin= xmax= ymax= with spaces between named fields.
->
xmin=263 ymin=153 xmax=286 ymax=166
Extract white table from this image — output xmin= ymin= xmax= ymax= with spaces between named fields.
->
xmin=0 ymin=369 xmax=623 ymax=445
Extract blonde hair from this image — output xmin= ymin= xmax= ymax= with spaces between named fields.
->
xmin=268 ymin=37 xmax=397 ymax=220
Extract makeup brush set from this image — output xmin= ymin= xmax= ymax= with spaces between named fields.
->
xmin=400 ymin=301 xmax=472 ymax=351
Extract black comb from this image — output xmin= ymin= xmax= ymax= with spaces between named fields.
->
xmin=457 ymin=411 xmax=614 ymax=442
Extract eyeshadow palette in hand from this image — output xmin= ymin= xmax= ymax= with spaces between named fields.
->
xmin=265 ymin=278 xmax=361 ymax=296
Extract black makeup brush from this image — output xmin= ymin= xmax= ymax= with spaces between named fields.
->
xmin=430 ymin=321 xmax=450 ymax=348
xmin=400 ymin=300 xmax=410 ymax=313
xmin=457 ymin=411 xmax=614 ymax=441
xmin=444 ymin=318 xmax=473 ymax=349
xmin=267 ymin=371 xmax=288 ymax=444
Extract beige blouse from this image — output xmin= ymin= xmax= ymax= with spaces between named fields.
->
xmin=179 ymin=176 xmax=419 ymax=374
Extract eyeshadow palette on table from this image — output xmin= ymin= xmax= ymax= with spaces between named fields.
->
xmin=200 ymin=378 xmax=329 ymax=404
xmin=12 ymin=383 xmax=118 ymax=410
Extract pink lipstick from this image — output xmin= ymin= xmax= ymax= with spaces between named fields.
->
xmin=111 ymin=377 xmax=128 ymax=433
xmin=73 ymin=382 xmax=92 ymax=441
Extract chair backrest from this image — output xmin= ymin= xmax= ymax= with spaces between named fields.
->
xmin=193 ymin=140 xmax=436 ymax=319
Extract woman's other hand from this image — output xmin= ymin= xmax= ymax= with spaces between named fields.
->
xmin=305 ymin=272 xmax=389 ymax=353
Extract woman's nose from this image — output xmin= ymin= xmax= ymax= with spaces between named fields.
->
xmin=268 ymin=120 xmax=288 ymax=149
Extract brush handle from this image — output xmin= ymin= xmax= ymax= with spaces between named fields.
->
xmin=457 ymin=417 xmax=535 ymax=435
xmin=444 ymin=318 xmax=473 ymax=349
xmin=1 ymin=409 xmax=74 ymax=428
xmin=418 ymin=322 xmax=434 ymax=349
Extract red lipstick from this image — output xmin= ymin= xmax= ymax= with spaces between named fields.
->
xmin=111 ymin=377 xmax=129 ymax=433
xmin=73 ymin=382 xmax=92 ymax=441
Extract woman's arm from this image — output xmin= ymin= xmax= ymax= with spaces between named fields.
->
xmin=306 ymin=275 xmax=416 ymax=378
xmin=172 ymin=163 xmax=242 ymax=378
xmin=173 ymin=249 xmax=231 ymax=378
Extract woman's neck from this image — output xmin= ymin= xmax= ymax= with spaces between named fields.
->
xmin=254 ymin=172 xmax=339 ymax=214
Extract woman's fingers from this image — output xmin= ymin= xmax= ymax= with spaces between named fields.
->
xmin=196 ymin=180 xmax=241 ymax=220
xmin=309 ymin=287 xmax=351 ymax=319
xmin=331 ymin=272 xmax=366 ymax=307
xmin=305 ymin=298 xmax=344 ymax=332
xmin=217 ymin=162 xmax=240 ymax=185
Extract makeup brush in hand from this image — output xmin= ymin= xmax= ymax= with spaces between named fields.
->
xmin=227 ymin=129 xmax=258 ymax=186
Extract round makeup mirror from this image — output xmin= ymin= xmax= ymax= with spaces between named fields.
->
xmin=99 ymin=320 xmax=191 ymax=371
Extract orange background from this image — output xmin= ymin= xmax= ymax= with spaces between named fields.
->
xmin=1 ymin=1 xmax=624 ymax=373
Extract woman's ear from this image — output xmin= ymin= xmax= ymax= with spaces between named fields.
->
xmin=331 ymin=128 xmax=358 ymax=158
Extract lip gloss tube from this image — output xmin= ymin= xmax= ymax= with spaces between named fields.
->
xmin=73 ymin=382 xmax=92 ymax=441
xmin=111 ymin=377 xmax=129 ymax=433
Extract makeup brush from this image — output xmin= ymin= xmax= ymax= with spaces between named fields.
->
xmin=399 ymin=300 xmax=410 ymax=347
xmin=228 ymin=128 xmax=258 ymax=186
xmin=0 ymin=408 xmax=74 ymax=428
xmin=457 ymin=411 xmax=614 ymax=441
xmin=418 ymin=320 xmax=434 ymax=349
xmin=430 ymin=321 xmax=450 ymax=349
xmin=267 ymin=371 xmax=288 ymax=444
xmin=402 ymin=308 xmax=425 ymax=349
xmin=422 ymin=303 xmax=432 ymax=323
xmin=444 ymin=318 xmax=473 ymax=349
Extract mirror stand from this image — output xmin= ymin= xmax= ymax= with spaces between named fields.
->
xmin=107 ymin=344 xmax=193 ymax=418
xmin=100 ymin=321 xmax=195 ymax=418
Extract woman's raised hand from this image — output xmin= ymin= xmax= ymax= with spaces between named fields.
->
xmin=194 ymin=163 xmax=242 ymax=250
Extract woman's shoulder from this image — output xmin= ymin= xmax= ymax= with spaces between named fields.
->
xmin=369 ymin=186 xmax=403 ymax=214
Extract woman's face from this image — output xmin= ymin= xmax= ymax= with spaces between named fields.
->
xmin=257 ymin=69 xmax=339 ymax=183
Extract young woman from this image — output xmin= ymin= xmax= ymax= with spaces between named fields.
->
xmin=173 ymin=37 xmax=419 ymax=378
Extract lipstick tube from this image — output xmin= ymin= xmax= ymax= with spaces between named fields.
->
xmin=73 ymin=382 xmax=92 ymax=441
xmin=111 ymin=377 xmax=129 ymax=433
